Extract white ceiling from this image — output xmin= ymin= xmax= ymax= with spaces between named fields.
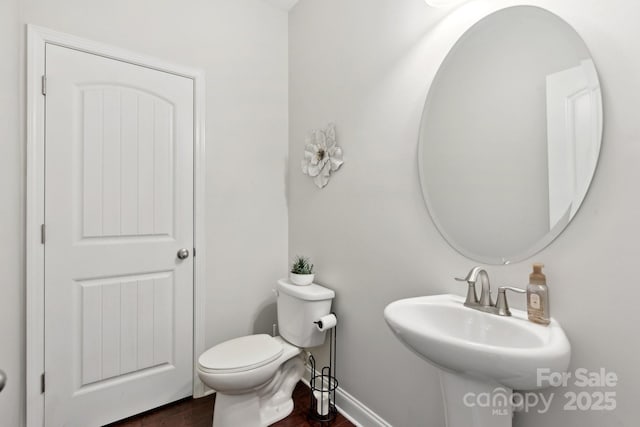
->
xmin=262 ymin=0 xmax=300 ymax=12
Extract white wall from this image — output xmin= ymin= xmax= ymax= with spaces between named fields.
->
xmin=0 ymin=0 xmax=289 ymax=424
xmin=0 ymin=0 xmax=24 ymax=425
xmin=289 ymin=0 xmax=640 ymax=426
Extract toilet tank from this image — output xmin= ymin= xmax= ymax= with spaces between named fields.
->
xmin=276 ymin=279 xmax=335 ymax=348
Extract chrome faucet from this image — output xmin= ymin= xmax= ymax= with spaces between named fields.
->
xmin=455 ymin=266 xmax=491 ymax=309
xmin=455 ymin=267 xmax=525 ymax=316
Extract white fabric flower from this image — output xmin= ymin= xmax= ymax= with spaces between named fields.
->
xmin=301 ymin=123 xmax=344 ymax=188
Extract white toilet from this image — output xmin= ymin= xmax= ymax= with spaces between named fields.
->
xmin=197 ymin=279 xmax=335 ymax=427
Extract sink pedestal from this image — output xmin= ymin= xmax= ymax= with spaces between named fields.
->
xmin=439 ymin=371 xmax=513 ymax=427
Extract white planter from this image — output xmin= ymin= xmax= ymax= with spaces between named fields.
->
xmin=289 ymin=273 xmax=314 ymax=286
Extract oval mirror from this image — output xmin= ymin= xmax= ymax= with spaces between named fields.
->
xmin=419 ymin=5 xmax=602 ymax=264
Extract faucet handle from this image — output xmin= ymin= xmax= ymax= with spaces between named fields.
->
xmin=496 ymin=286 xmax=526 ymax=316
xmin=454 ymin=276 xmax=479 ymax=307
xmin=455 ymin=266 xmax=483 ymax=283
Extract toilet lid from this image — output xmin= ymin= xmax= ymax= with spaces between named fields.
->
xmin=198 ymin=334 xmax=284 ymax=373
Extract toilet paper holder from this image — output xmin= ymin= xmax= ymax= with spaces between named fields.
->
xmin=308 ymin=312 xmax=338 ymax=423
xmin=313 ymin=313 xmax=337 ymax=331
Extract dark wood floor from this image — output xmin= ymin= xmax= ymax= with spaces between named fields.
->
xmin=107 ymin=382 xmax=354 ymax=427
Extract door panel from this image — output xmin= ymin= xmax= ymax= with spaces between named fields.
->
xmin=77 ymin=272 xmax=175 ymax=387
xmin=546 ymin=59 xmax=602 ymax=229
xmin=45 ymin=44 xmax=194 ymax=426
xmin=81 ymin=86 xmax=175 ymax=239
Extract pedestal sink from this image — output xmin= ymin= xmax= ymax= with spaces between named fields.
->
xmin=384 ymin=294 xmax=570 ymax=427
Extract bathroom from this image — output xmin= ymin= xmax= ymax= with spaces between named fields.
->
xmin=0 ymin=0 xmax=638 ymax=426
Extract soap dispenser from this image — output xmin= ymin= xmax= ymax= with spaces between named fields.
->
xmin=527 ymin=263 xmax=550 ymax=325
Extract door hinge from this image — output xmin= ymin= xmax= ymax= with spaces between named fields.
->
xmin=41 ymin=224 xmax=46 ymax=244
xmin=40 ymin=372 xmax=45 ymax=393
xmin=41 ymin=75 xmax=47 ymax=96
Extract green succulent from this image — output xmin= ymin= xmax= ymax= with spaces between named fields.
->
xmin=291 ymin=256 xmax=314 ymax=275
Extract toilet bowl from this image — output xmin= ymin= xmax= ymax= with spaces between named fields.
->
xmin=197 ymin=279 xmax=335 ymax=427
xmin=197 ymin=335 xmax=304 ymax=427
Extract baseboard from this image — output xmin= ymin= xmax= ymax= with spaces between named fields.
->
xmin=200 ymin=387 xmax=215 ymax=398
xmin=302 ymin=366 xmax=392 ymax=427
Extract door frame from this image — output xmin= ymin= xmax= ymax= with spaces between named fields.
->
xmin=26 ymin=25 xmax=207 ymax=427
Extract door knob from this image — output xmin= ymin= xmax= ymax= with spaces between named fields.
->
xmin=177 ymin=248 xmax=190 ymax=260
xmin=0 ymin=369 xmax=6 ymax=392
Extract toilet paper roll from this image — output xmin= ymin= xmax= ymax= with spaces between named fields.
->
xmin=315 ymin=313 xmax=337 ymax=331
xmin=313 ymin=390 xmax=330 ymax=416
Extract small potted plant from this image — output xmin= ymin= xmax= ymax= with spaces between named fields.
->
xmin=290 ymin=256 xmax=315 ymax=286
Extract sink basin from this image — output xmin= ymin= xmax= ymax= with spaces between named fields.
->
xmin=384 ymin=294 xmax=570 ymax=390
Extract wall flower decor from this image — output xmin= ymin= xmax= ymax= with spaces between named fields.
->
xmin=301 ymin=123 xmax=344 ymax=188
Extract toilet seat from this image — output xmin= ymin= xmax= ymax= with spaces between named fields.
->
xmin=198 ymin=334 xmax=284 ymax=374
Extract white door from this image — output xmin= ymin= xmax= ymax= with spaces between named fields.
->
xmin=546 ymin=59 xmax=602 ymax=229
xmin=44 ymin=44 xmax=194 ymax=426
